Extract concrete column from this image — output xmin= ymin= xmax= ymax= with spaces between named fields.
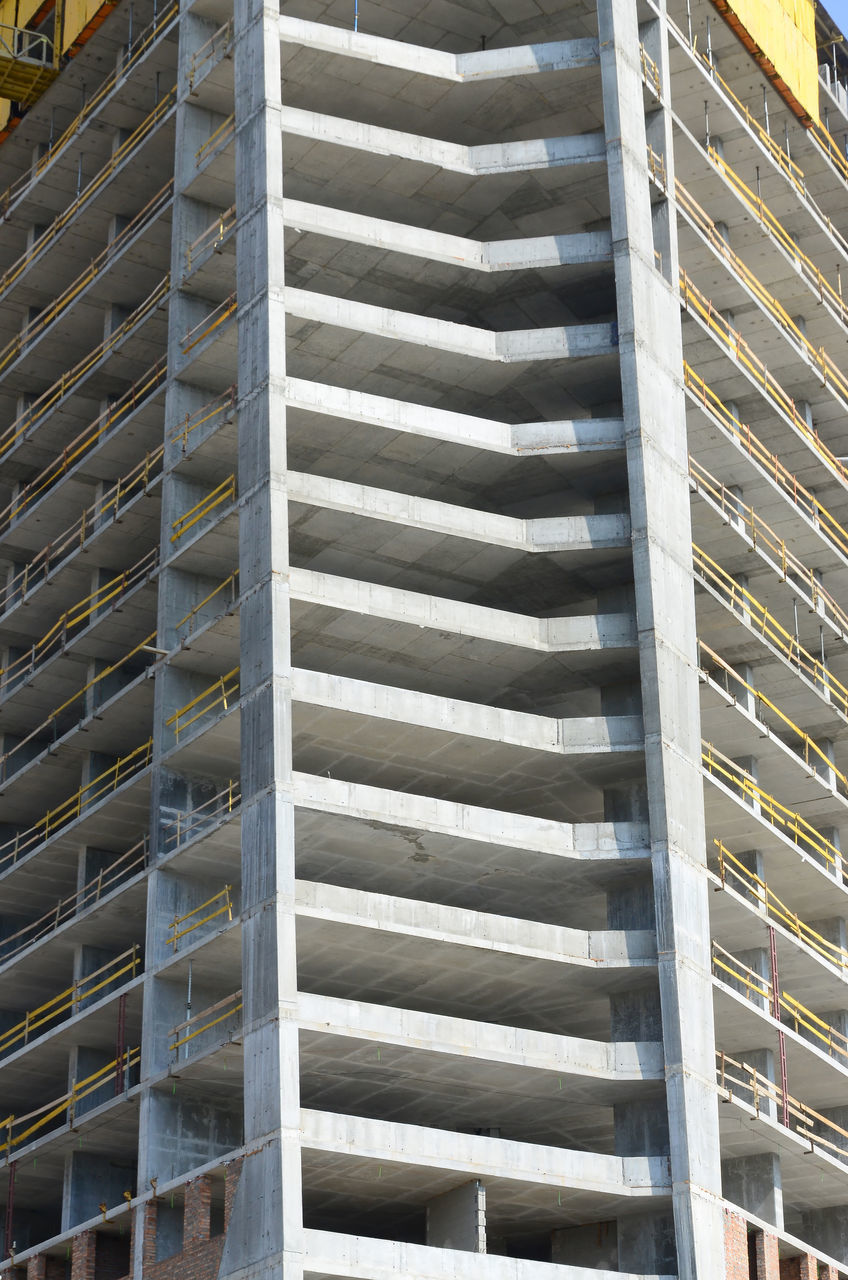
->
xmin=798 ymin=1208 xmax=848 ymax=1269
xmin=722 ymin=1152 xmax=783 ymax=1229
xmin=551 ymin=1222 xmax=617 ymax=1269
xmin=425 ymin=1182 xmax=485 ymax=1252
xmin=217 ymin=2 xmax=300 ymax=1277
xmin=598 ymin=3 xmax=724 ymax=1275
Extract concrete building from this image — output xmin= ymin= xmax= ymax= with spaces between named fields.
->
xmin=0 ymin=0 xmax=848 ymax=1274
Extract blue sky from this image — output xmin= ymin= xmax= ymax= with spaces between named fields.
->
xmin=823 ymin=0 xmax=848 ymax=36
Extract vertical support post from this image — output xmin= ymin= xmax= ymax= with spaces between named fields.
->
xmin=598 ymin=3 xmax=724 ymax=1276
xmin=4 ymin=1162 xmax=15 ymax=1258
xmin=768 ymin=926 xmax=789 ymax=1127
xmin=115 ymin=992 xmax=127 ymax=1094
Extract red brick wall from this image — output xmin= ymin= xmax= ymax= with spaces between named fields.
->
xmin=725 ymin=1208 xmax=750 ymax=1280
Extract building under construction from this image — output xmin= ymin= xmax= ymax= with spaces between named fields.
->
xmin=1 ymin=0 xmax=848 ymax=1275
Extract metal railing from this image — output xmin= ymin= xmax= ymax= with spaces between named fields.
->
xmin=188 ymin=18 xmax=233 ymax=91
xmin=169 ymin=990 xmax=242 ymax=1059
xmin=0 ymin=449 xmax=163 ymax=619
xmin=717 ymin=1050 xmax=848 ymax=1161
xmin=0 ymin=840 xmax=148 ymax=965
xmin=0 ymin=275 xmax=170 ymax=461
xmin=0 ymin=741 xmax=153 ymax=875
xmin=174 ymin=572 xmax=239 ymax=642
xmin=639 ymin=44 xmax=661 ymax=99
xmin=168 ymin=886 xmax=233 ymax=951
xmin=170 ymin=475 xmax=236 ymax=542
xmin=0 ymin=358 xmax=167 ymax=534
xmin=195 ymin=113 xmax=235 ymax=165
xmin=0 ymin=0 xmax=179 ymax=216
xmin=702 ymin=743 xmax=841 ymax=872
xmin=692 ymin=544 xmax=848 ymax=720
xmin=185 ymin=205 xmax=236 ymax=275
xmin=169 ymin=385 xmax=236 ymax=454
xmin=698 ymin=640 xmax=848 ymax=798
xmin=0 ymin=947 xmax=141 ymax=1060
xmin=0 ymin=23 xmax=52 ymax=65
xmin=161 ymin=779 xmax=241 ymax=849
xmin=0 ymin=1047 xmax=140 ymax=1156
xmin=165 ymin=669 xmax=240 ymax=742
xmin=181 ymin=294 xmax=237 ymax=354
xmin=0 ymin=89 xmax=177 ymax=304
xmin=0 ymin=546 xmax=158 ymax=692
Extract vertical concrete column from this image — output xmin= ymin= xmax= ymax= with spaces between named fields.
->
xmin=723 ymin=1151 xmax=783 ymax=1228
xmin=425 ymin=1182 xmax=485 ymax=1252
xmin=218 ymin=3 xmax=299 ymax=1278
xmin=597 ymin=2 xmax=724 ymax=1275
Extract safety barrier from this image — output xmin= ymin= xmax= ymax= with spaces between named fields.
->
xmin=0 ymin=947 xmax=141 ymax=1059
xmin=0 ymin=0 xmax=179 ymax=215
xmin=165 ymin=669 xmax=240 ymax=742
xmin=170 ymin=475 xmax=236 ymax=542
xmin=0 ymin=740 xmax=153 ymax=875
xmin=0 ymin=449 xmax=163 ymax=619
xmin=0 ymin=89 xmax=177 ymax=303
xmin=0 ymin=274 xmax=170 ymax=461
xmin=161 ymin=779 xmax=241 ymax=849
xmin=169 ymin=990 xmax=242 ymax=1059
xmin=174 ymin=571 xmax=239 ymax=641
xmin=188 ymin=18 xmax=233 ymax=91
xmin=0 ymin=1047 xmax=140 ymax=1156
xmin=181 ymin=293 xmax=237 ymax=354
xmin=698 ymin=640 xmax=848 ymax=798
xmin=168 ymin=886 xmax=234 ymax=951
xmin=692 ymin=544 xmax=848 ymax=719
xmin=0 ymin=546 xmax=158 ymax=691
xmin=169 ymin=385 xmax=237 ymax=455
xmin=717 ymin=1050 xmax=848 ymax=1161
xmin=195 ymin=113 xmax=235 ymax=166
xmin=185 ymin=205 xmax=236 ymax=275
xmin=639 ymin=44 xmax=661 ymax=99
xmin=0 ymin=358 xmax=167 ymax=533
xmin=702 ymin=743 xmax=841 ymax=872
xmin=714 ymin=840 xmax=848 ymax=969
xmin=0 ymin=840 xmax=148 ymax=965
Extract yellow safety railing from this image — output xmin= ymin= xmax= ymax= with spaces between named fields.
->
xmin=0 ymin=840 xmax=148 ymax=965
xmin=717 ymin=1049 xmax=848 ymax=1162
xmin=679 ymin=269 xmax=848 ymax=482
xmin=0 ymin=1047 xmax=140 ymax=1156
xmin=0 ymin=633 xmax=156 ymax=785
xmin=698 ymin=640 xmax=848 ymax=798
xmin=689 ymin=455 xmax=848 ymax=632
xmin=713 ymin=942 xmax=848 ymax=1063
xmin=170 ymin=989 xmax=242 ymax=1056
xmin=685 ymin=361 xmax=848 ymax=532
xmin=0 ymin=182 xmax=173 ymax=378
xmin=0 ymin=88 xmax=177 ymax=304
xmin=638 ymin=44 xmax=661 ymax=99
xmin=185 ymin=205 xmax=236 ymax=275
xmin=692 ymin=544 xmax=848 ymax=719
xmin=0 ymin=740 xmax=153 ymax=873
xmin=0 ymin=448 xmax=164 ymax=619
xmin=161 ymin=778 xmax=241 ymax=848
xmin=168 ymin=886 xmax=233 ymax=951
xmin=188 ymin=17 xmax=233 ymax=91
xmin=0 ymin=947 xmax=141 ymax=1060
xmin=174 ymin=571 xmax=239 ymax=641
xmin=0 ymin=546 xmax=159 ymax=690
xmin=714 ymin=840 xmax=848 ymax=970
xmin=165 ymin=669 xmax=240 ymax=742
xmin=0 ymin=274 xmax=171 ymax=461
xmin=181 ymin=293 xmax=237 ymax=354
xmin=0 ymin=357 xmax=167 ymax=534
xmin=195 ymin=113 xmax=235 ymax=165
xmin=170 ymin=475 xmax=236 ymax=542
xmin=0 ymin=0 xmax=179 ymax=215
xmin=169 ymin=385 xmax=236 ymax=454
xmin=702 ymin=742 xmax=841 ymax=871
xmin=808 ymin=118 xmax=848 ymax=189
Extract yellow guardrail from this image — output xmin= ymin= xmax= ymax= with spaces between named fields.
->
xmin=702 ymin=742 xmax=841 ymax=871
xmin=0 ymin=947 xmax=141 ymax=1060
xmin=0 ymin=546 xmax=159 ymax=690
xmin=0 ymin=274 xmax=170 ymax=461
xmin=0 ymin=88 xmax=176 ymax=305
xmin=0 ymin=740 xmax=153 ymax=873
xmin=0 ymin=182 xmax=172 ymax=378
xmin=181 ymin=293 xmax=237 ymax=354
xmin=689 ymin=453 xmax=848 ymax=634
xmin=165 ymin=669 xmax=240 ymax=742
xmin=168 ymin=886 xmax=233 ymax=951
xmin=0 ymin=1046 xmax=141 ymax=1156
xmin=0 ymin=840 xmax=148 ymax=965
xmin=170 ymin=989 xmax=242 ymax=1056
xmin=0 ymin=448 xmax=163 ymax=619
xmin=714 ymin=840 xmax=848 ymax=970
xmin=717 ymin=1049 xmax=848 ymax=1161
xmin=161 ymin=779 xmax=241 ymax=848
xmin=0 ymin=357 xmax=167 ymax=534
xmin=169 ymin=385 xmax=236 ymax=454
xmin=692 ymin=544 xmax=848 ymax=719
xmin=638 ymin=44 xmax=661 ymax=99
xmin=170 ymin=475 xmax=236 ymax=542
xmin=174 ymin=571 xmax=239 ymax=641
xmin=188 ymin=17 xmax=233 ymax=91
xmin=185 ymin=205 xmax=236 ymax=275
xmin=698 ymin=639 xmax=848 ymax=798
xmin=0 ymin=0 xmax=179 ymax=216
xmin=195 ymin=113 xmax=235 ymax=165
